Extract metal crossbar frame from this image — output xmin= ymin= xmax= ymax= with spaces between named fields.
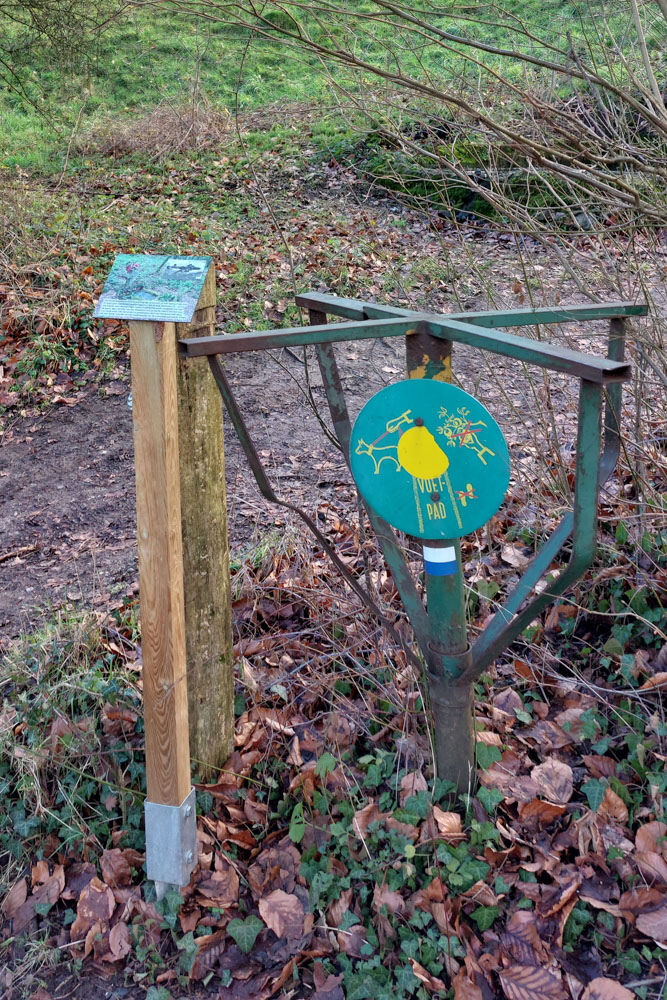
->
xmin=180 ymin=295 xmax=644 ymax=683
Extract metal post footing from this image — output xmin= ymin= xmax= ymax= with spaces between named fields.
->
xmin=427 ymin=641 xmax=473 ymax=680
xmin=427 ymin=674 xmax=476 ymax=794
xmin=145 ymin=787 xmax=197 ymax=899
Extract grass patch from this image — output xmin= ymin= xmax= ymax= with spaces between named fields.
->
xmin=2 ymin=0 xmax=662 ymax=172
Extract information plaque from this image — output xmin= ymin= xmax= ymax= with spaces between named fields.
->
xmin=350 ymin=380 xmax=510 ymax=540
xmin=94 ymin=254 xmax=212 ymax=323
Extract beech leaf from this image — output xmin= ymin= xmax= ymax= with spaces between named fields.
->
xmin=635 ymin=903 xmax=667 ymax=945
xmin=452 ymin=969 xmax=483 ymax=1000
xmin=432 ymin=806 xmax=464 ymax=841
xmin=530 ymin=758 xmax=573 ymax=804
xmin=499 ymin=964 xmax=566 ymax=1000
xmin=408 ymin=959 xmax=447 ymax=992
xmin=108 ymin=921 xmax=131 ymax=962
xmin=581 ymin=979 xmax=636 ymax=1000
xmin=2 ymin=878 xmax=27 ymax=919
xmin=258 ymin=889 xmax=305 ymax=940
xmin=598 ymin=786 xmax=628 ymax=824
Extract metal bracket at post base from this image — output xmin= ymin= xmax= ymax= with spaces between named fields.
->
xmin=145 ymin=788 xmax=197 ymax=900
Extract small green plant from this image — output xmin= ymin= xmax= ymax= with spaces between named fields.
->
xmin=0 ymin=608 xmax=145 ymax=860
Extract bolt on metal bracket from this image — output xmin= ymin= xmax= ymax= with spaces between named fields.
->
xmin=145 ymin=787 xmax=197 ymax=899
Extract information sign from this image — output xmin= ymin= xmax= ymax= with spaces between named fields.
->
xmin=94 ymin=254 xmax=212 ymax=323
xmin=350 ymin=380 xmax=510 ymax=540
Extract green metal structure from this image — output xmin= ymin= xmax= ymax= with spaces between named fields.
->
xmin=179 ymin=293 xmax=646 ymax=791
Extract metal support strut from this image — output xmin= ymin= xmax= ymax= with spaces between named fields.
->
xmin=182 ymin=295 xmax=643 ymax=791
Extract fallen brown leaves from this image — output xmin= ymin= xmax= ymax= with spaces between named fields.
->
xmin=1 ymin=499 xmax=665 ymax=997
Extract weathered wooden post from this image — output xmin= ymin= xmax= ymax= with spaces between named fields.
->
xmin=176 ymin=264 xmax=234 ymax=778
xmin=95 ymin=254 xmax=233 ymax=893
xmin=130 ymin=313 xmax=196 ymax=895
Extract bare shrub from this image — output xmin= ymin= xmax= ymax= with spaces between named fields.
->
xmin=136 ymin=0 xmax=665 ymax=526
xmin=75 ymin=92 xmax=234 ymax=158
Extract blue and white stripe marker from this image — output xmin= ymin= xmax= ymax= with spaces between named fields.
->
xmin=423 ymin=544 xmax=457 ymax=576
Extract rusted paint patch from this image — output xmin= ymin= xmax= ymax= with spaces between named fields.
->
xmin=406 ymin=322 xmax=452 ymax=383
xmin=408 ymin=352 xmax=453 ymax=383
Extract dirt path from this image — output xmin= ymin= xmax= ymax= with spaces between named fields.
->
xmin=0 ymin=388 xmax=136 ymax=638
xmin=0 ymin=318 xmax=596 ymax=643
xmin=0 ymin=334 xmax=406 ymax=640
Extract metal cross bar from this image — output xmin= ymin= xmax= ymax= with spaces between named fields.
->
xmin=423 ymin=316 xmax=631 ymax=383
xmin=295 ymin=291 xmax=647 ymax=327
xmin=179 ymin=314 xmax=632 ymax=383
xmin=180 ymin=317 xmax=420 ymax=356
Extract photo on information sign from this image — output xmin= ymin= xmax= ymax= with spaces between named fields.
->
xmin=94 ymin=254 xmax=211 ymax=323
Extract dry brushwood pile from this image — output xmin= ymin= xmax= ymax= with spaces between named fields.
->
xmin=1 ymin=490 xmax=666 ymax=1000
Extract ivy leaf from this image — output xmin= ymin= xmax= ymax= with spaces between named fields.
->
xmin=602 ymin=637 xmax=624 ymax=657
xmin=476 ymin=743 xmax=502 ymax=770
xmin=582 ymin=778 xmax=607 ymax=812
xmin=146 ymin=988 xmax=172 ymax=1000
xmin=471 ymin=905 xmax=499 ymax=931
xmin=395 ymin=964 xmax=420 ymax=993
xmin=403 ymin=791 xmax=431 ymax=819
xmin=289 ymin=802 xmax=306 ymax=844
xmin=478 ymin=786 xmax=504 ymax=812
xmin=495 ymin=875 xmax=511 ymax=894
xmin=227 ymin=915 xmax=264 ymax=954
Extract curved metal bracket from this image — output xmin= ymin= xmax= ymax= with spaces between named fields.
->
xmin=206 ymin=354 xmax=425 ymax=674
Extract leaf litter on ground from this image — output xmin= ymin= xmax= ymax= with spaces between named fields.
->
xmin=0 ymin=494 xmax=665 ymax=999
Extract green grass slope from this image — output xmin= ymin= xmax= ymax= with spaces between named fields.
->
xmin=2 ymin=1 xmax=662 ymax=172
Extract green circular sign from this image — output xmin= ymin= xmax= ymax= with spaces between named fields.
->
xmin=350 ymin=380 xmax=510 ymax=540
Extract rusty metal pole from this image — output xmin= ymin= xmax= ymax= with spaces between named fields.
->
xmin=423 ymin=541 xmax=475 ymax=794
xmin=405 ymin=321 xmax=476 ymax=793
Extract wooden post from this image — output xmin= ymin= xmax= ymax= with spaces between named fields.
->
xmin=175 ymin=263 xmax=234 ymax=778
xmin=130 ymin=319 xmax=192 ymax=808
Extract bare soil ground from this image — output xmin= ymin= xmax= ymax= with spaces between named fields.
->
xmin=0 ymin=335 xmax=407 ymax=639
